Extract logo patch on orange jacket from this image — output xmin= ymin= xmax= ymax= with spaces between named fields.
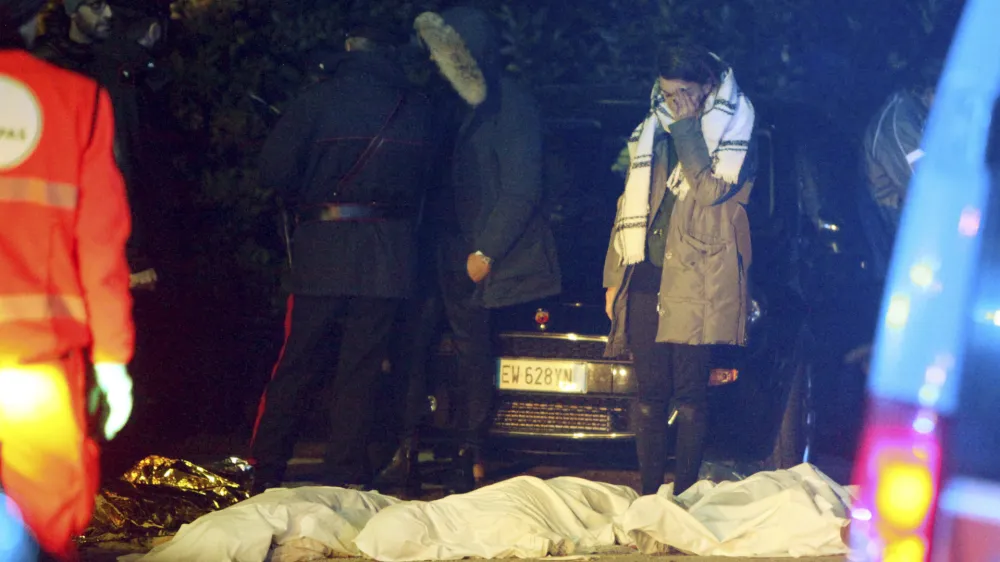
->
xmin=0 ymin=75 xmax=43 ymax=171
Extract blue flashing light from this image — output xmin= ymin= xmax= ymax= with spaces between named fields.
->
xmin=0 ymin=493 xmax=36 ymax=562
xmin=866 ymin=0 xmax=1000 ymax=415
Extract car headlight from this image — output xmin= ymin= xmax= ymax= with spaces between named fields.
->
xmin=748 ymin=298 xmax=762 ymax=325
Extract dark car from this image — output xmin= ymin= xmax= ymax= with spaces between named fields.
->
xmin=424 ymin=91 xmax=882 ymax=471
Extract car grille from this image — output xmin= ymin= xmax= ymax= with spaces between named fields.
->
xmin=498 ymin=333 xmax=610 ymax=361
xmin=492 ymin=397 xmax=632 ymax=436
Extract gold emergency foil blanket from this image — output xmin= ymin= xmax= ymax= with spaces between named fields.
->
xmin=78 ymin=455 xmax=252 ymax=544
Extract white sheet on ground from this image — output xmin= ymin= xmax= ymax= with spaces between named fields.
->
xmin=117 ymin=463 xmax=853 ymax=562
xmin=121 ymin=486 xmax=399 ymax=562
xmin=354 ymin=476 xmax=639 ymax=561
xmin=618 ymin=463 xmax=852 ymax=557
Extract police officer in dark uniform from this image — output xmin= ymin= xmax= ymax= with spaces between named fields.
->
xmin=249 ymin=22 xmax=436 ymax=493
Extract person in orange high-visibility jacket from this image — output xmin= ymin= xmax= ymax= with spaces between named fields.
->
xmin=0 ymin=1 xmax=135 ymax=559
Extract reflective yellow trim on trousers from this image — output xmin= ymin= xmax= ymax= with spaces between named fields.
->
xmin=0 ymin=177 xmax=78 ymax=210
xmin=0 ymin=295 xmax=87 ymax=324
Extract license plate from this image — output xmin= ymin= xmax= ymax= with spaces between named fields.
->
xmin=496 ymin=358 xmax=588 ymax=394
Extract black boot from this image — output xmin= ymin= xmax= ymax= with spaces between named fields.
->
xmin=372 ymin=435 xmax=420 ymax=494
xmin=671 ymin=401 xmax=708 ymax=495
xmin=633 ymin=401 xmax=669 ymax=495
xmin=447 ymin=444 xmax=481 ymax=494
xmin=250 ymin=463 xmax=285 ymax=496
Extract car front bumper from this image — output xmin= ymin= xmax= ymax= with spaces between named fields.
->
xmin=491 ymin=392 xmax=635 ymax=439
xmin=490 ymin=332 xmax=635 ymax=439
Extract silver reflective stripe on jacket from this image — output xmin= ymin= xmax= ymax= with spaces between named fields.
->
xmin=0 ymin=295 xmax=88 ymax=324
xmin=0 ymin=177 xmax=79 ymax=210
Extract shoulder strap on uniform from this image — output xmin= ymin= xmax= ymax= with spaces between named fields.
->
xmin=336 ymin=92 xmax=407 ymax=190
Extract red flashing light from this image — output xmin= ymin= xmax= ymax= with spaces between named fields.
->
xmin=850 ymin=399 xmax=943 ymax=561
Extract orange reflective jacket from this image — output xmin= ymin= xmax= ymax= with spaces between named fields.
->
xmin=0 ymin=50 xmax=133 ymax=366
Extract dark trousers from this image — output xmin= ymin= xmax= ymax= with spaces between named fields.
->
xmin=628 ymin=263 xmax=710 ymax=495
xmin=394 ymin=262 xmax=494 ymax=444
xmin=394 ymin=293 xmax=443 ymax=433
xmin=439 ymin=267 xmax=494 ymax=441
xmin=250 ymin=294 xmax=400 ymax=485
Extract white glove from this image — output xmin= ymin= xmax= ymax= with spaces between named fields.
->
xmin=93 ymin=363 xmax=134 ymax=440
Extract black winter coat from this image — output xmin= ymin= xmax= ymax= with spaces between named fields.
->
xmin=260 ymin=52 xmax=436 ymax=298
xmin=424 ymin=7 xmax=562 ymax=309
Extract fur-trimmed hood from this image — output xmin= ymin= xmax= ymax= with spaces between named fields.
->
xmin=414 ymin=7 xmax=498 ymax=107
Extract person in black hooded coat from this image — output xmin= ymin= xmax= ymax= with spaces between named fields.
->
xmin=375 ymin=6 xmax=561 ymax=493
xmin=416 ymin=8 xmax=561 ymax=307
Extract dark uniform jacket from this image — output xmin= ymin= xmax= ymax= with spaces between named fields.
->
xmin=260 ymin=51 xmax=435 ymax=299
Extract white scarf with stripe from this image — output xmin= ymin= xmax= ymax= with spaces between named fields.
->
xmin=613 ymin=67 xmax=754 ymax=266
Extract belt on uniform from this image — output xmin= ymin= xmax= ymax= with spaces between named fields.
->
xmin=295 ymin=203 xmax=416 ymax=223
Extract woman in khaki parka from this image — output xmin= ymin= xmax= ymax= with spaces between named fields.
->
xmin=603 ymin=41 xmax=757 ymax=496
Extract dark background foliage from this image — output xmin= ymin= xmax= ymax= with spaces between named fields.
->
xmin=125 ymin=0 xmax=961 ymax=308
xmin=34 ymin=0 xmax=966 ymax=458
xmin=152 ymin=0 xmax=964 ymax=310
